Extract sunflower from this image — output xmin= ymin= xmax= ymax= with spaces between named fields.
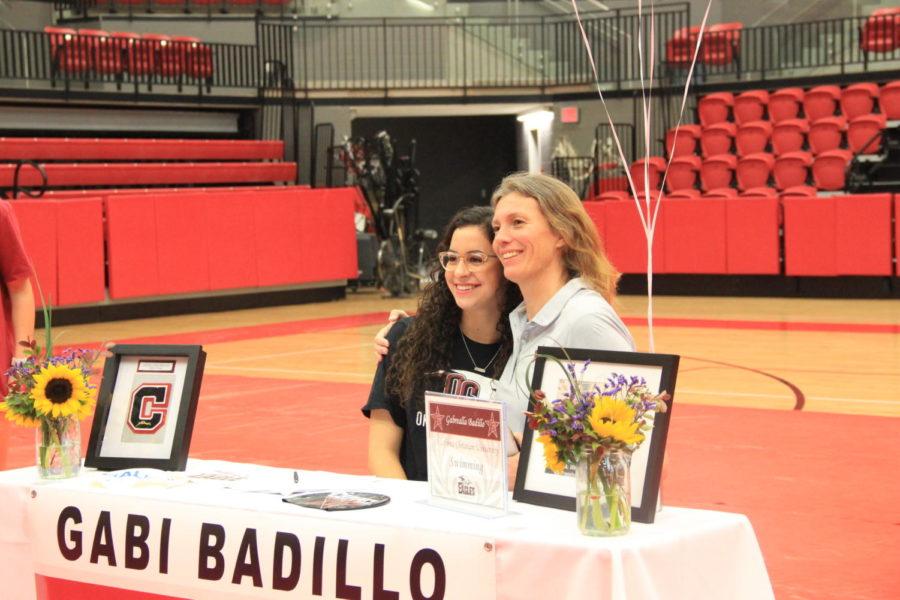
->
xmin=0 ymin=402 xmax=40 ymax=427
xmin=31 ymin=364 xmax=91 ymax=418
xmin=588 ymin=416 xmax=645 ymax=446
xmin=590 ymin=395 xmax=637 ymax=424
xmin=537 ymin=434 xmax=566 ymax=474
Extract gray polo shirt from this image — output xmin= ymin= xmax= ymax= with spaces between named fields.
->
xmin=494 ymin=277 xmax=635 ymax=436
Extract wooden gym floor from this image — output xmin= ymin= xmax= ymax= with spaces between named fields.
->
xmin=3 ymin=289 xmax=900 ymax=599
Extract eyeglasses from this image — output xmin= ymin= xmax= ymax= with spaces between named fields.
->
xmin=437 ymin=251 xmax=497 ymax=271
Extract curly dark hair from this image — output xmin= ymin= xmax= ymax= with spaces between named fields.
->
xmin=385 ymin=205 xmax=522 ymax=409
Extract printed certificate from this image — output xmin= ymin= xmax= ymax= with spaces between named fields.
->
xmin=424 ymin=392 xmax=508 ymax=516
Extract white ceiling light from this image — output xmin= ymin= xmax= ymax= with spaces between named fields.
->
xmin=406 ymin=0 xmax=435 ymax=11
xmin=517 ymin=110 xmax=555 ymax=126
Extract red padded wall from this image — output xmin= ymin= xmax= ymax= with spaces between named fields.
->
xmin=55 ymin=199 xmax=105 ymax=305
xmin=254 ymin=190 xmax=306 ymax=286
xmin=155 ymin=193 xmax=210 ymax=295
xmin=834 ymin=194 xmax=892 ymax=276
xmin=662 ymin=198 xmax=727 ymax=273
xmin=106 ymin=195 xmax=160 ymax=299
xmin=602 ymin=200 xmax=666 ymax=274
xmin=725 ymin=197 xmax=781 ymax=274
xmin=311 ymin=188 xmax=360 ymax=281
xmin=10 ymin=200 xmax=56 ymax=308
xmin=783 ymin=196 xmax=836 ymax=276
xmin=205 ymin=192 xmax=258 ymax=291
xmin=583 ymin=202 xmax=607 ymax=252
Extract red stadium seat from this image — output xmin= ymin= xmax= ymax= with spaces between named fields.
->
xmin=629 ymin=157 xmax=666 ymax=192
xmin=735 ymin=120 xmax=773 ymax=156
xmin=740 ymin=187 xmax=778 ymax=198
xmin=772 ymin=118 xmax=809 ymax=155
xmin=808 ymin=116 xmax=847 ymax=154
xmin=665 ymin=124 xmax=702 ymax=158
xmin=111 ymin=31 xmax=155 ymax=76
xmin=668 ymin=189 xmax=701 ymax=199
xmin=142 ymin=33 xmax=181 ymax=79
xmin=803 ymin=85 xmax=841 ymax=121
xmin=860 ymin=8 xmax=900 ymax=55
xmin=812 ymin=149 xmax=853 ymax=191
xmin=44 ymin=26 xmax=88 ymax=76
xmin=848 ymin=113 xmax=887 ymax=154
xmin=700 ymin=122 xmax=736 ymax=157
xmin=736 ymin=153 xmax=775 ymax=191
xmin=773 ymin=151 xmax=813 ymax=190
xmin=171 ymin=36 xmax=214 ymax=82
xmin=880 ymin=80 xmax=900 ymax=119
xmin=769 ymin=87 xmax=804 ymax=122
xmin=780 ymin=185 xmax=818 ymax=197
xmin=79 ymin=29 xmax=123 ymax=78
xmin=666 ymin=26 xmax=700 ymax=66
xmin=698 ymin=92 xmax=734 ymax=126
xmin=596 ymin=191 xmax=631 ymax=201
xmin=700 ymin=154 xmax=737 ymax=191
xmin=666 ymin=155 xmax=702 ymax=192
xmin=734 ymin=90 xmax=769 ymax=124
xmin=701 ymin=22 xmax=743 ymax=66
xmin=840 ymin=83 xmax=880 ymax=120
xmin=702 ymin=187 xmax=739 ymax=199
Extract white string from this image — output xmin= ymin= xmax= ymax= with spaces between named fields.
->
xmin=570 ymin=0 xmax=711 ymax=353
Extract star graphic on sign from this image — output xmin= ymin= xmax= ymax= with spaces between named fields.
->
xmin=486 ymin=413 xmax=500 ymax=439
xmin=430 ymin=405 xmax=445 ymax=432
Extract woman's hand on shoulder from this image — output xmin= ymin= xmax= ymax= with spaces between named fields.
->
xmin=374 ymin=309 xmax=410 ymax=362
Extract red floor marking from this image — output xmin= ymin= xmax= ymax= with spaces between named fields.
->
xmin=36 ymin=575 xmax=187 ymax=600
xmin=72 ymin=312 xmax=394 ymax=348
xmin=623 ymin=316 xmax=900 ymax=334
xmin=64 ymin=312 xmax=899 ymax=351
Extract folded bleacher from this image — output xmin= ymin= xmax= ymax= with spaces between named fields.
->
xmin=0 ymin=137 xmax=296 ymax=190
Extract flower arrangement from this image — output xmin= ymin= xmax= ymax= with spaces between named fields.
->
xmin=526 ymin=361 xmax=670 ymax=535
xmin=0 ymin=308 xmax=98 ymax=478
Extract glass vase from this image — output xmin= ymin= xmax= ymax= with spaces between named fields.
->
xmin=576 ymin=448 xmax=631 ymax=536
xmin=36 ymin=416 xmax=81 ymax=479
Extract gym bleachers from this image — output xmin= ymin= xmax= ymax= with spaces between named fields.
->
xmin=0 ymin=137 xmax=296 ymax=189
xmin=588 ymin=76 xmax=900 ymax=280
xmin=626 ymin=79 xmax=899 ymax=199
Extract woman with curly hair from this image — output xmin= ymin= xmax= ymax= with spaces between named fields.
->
xmin=362 ymin=206 xmax=521 ymax=480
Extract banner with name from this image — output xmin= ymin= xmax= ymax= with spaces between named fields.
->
xmin=425 ymin=392 xmax=508 ymax=516
xmin=26 ymin=486 xmax=496 ymax=600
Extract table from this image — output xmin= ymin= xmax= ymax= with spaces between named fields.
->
xmin=0 ymin=460 xmax=774 ymax=600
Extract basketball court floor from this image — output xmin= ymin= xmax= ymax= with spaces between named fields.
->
xmin=3 ymin=290 xmax=899 ymax=599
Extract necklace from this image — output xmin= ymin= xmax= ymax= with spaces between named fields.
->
xmin=459 ymin=329 xmax=502 ymax=374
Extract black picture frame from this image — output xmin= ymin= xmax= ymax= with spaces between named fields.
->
xmin=512 ymin=347 xmax=679 ymax=523
xmin=85 ymin=344 xmax=206 ymax=471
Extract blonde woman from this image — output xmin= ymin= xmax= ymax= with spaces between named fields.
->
xmin=489 ymin=172 xmax=634 ymax=435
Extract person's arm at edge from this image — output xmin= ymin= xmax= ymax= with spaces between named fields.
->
xmin=8 ymin=277 xmax=34 ymax=361
xmin=374 ymin=309 xmax=410 ymax=361
xmin=367 ymin=409 xmax=407 ymax=479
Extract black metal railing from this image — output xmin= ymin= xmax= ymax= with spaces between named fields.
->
xmin=551 ymin=156 xmax=595 ymax=199
xmin=0 ymin=28 xmax=259 ymax=93
xmin=53 ymin=0 xmax=296 ymax=18
xmin=2 ymin=9 xmax=900 ymax=97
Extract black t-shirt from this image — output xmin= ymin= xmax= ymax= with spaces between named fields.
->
xmin=361 ymin=317 xmax=501 ymax=481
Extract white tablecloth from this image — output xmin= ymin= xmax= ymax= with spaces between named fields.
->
xmin=0 ymin=460 xmax=773 ymax=600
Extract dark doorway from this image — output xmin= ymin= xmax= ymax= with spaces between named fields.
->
xmin=352 ymin=115 xmax=518 ymax=234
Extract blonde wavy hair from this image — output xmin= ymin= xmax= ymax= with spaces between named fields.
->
xmin=491 ymin=172 xmax=620 ymax=304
